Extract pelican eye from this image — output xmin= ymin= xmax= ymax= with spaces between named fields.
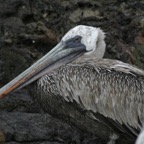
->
xmin=73 ymin=36 xmax=82 ymax=43
xmin=65 ymin=35 xmax=83 ymax=49
xmin=66 ymin=35 xmax=82 ymax=44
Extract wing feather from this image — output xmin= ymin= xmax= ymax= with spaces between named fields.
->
xmin=54 ymin=58 xmax=144 ymax=134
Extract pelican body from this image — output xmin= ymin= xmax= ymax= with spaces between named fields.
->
xmin=0 ymin=25 xmax=143 ymax=143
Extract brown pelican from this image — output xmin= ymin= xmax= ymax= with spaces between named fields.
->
xmin=0 ymin=25 xmax=144 ymax=143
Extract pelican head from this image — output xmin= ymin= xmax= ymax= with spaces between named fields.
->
xmin=0 ymin=25 xmax=105 ymax=98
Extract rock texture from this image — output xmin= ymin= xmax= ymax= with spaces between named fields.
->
xmin=0 ymin=0 xmax=144 ymax=143
xmin=0 ymin=90 xmax=106 ymax=144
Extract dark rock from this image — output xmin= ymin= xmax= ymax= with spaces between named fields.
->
xmin=5 ymin=142 xmax=62 ymax=144
xmin=0 ymin=130 xmax=5 ymax=144
xmin=0 ymin=0 xmax=144 ymax=84
xmin=0 ymin=112 xmax=78 ymax=142
xmin=0 ymin=90 xmax=41 ymax=113
xmin=0 ymin=0 xmax=144 ymax=143
xmin=0 ymin=111 xmax=105 ymax=144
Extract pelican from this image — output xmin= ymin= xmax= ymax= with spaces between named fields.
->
xmin=0 ymin=25 xmax=144 ymax=143
xmin=136 ymin=129 xmax=144 ymax=144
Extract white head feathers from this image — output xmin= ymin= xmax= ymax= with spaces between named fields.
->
xmin=62 ymin=25 xmax=104 ymax=52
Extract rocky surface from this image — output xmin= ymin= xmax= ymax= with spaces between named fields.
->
xmin=0 ymin=0 xmax=144 ymax=143
xmin=0 ymin=90 xmax=106 ymax=144
xmin=0 ymin=112 xmax=82 ymax=143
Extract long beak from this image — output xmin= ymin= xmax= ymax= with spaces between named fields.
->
xmin=0 ymin=41 xmax=86 ymax=99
